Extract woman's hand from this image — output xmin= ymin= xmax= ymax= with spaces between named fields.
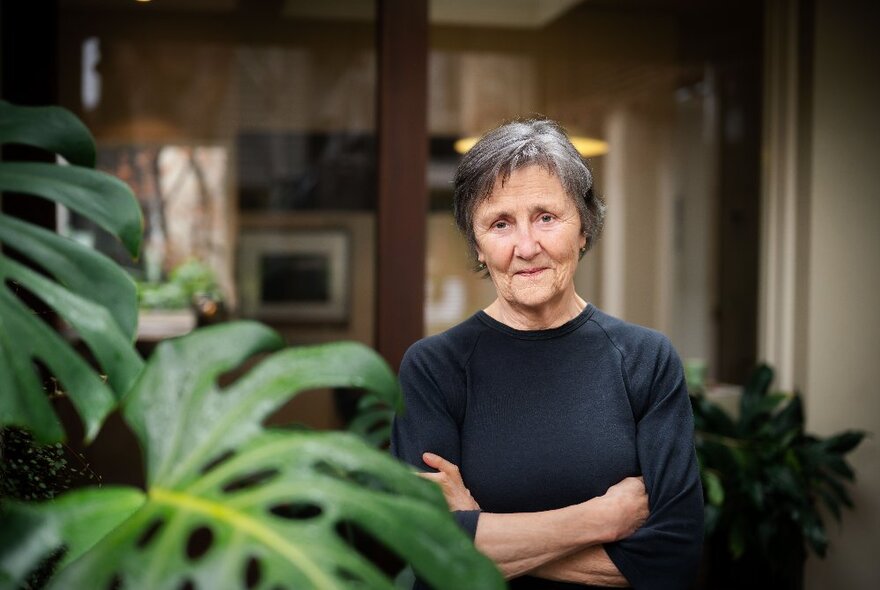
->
xmin=418 ymin=452 xmax=481 ymax=511
xmin=597 ymin=476 xmax=649 ymax=542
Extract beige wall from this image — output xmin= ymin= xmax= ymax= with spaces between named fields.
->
xmin=803 ymin=0 xmax=880 ymax=587
xmin=600 ymin=104 xmax=674 ymax=330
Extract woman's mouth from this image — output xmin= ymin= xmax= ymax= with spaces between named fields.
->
xmin=515 ymin=267 xmax=546 ymax=277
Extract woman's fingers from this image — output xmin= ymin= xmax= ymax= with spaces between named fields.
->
xmin=419 ymin=452 xmax=480 ymax=511
xmin=417 ymin=471 xmax=443 ymax=483
xmin=422 ymin=452 xmax=459 ymax=476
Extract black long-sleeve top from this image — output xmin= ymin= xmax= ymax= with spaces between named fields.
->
xmin=391 ymin=305 xmax=703 ymax=589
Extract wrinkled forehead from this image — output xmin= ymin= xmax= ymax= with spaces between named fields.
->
xmin=473 ymin=165 xmax=576 ymax=219
xmin=480 ymin=163 xmax=569 ymax=204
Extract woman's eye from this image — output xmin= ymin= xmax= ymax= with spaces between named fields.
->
xmin=540 ymin=214 xmax=554 ymax=223
xmin=493 ymin=221 xmax=508 ymax=230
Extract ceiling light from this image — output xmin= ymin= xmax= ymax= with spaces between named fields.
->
xmin=569 ymin=137 xmax=610 ymax=158
xmin=454 ymin=135 xmax=609 ymax=158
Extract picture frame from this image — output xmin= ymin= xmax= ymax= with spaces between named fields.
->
xmin=237 ymin=230 xmax=350 ymax=322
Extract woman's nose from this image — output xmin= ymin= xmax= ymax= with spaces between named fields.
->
xmin=513 ymin=226 xmax=541 ymax=259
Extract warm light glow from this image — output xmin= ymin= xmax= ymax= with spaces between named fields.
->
xmin=568 ymin=137 xmax=610 ymax=157
xmin=453 ymin=137 xmax=479 ymax=154
xmin=135 ymin=0 xmax=152 ymax=3
xmin=454 ymin=135 xmax=609 ymax=158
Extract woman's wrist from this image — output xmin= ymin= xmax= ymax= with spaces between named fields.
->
xmin=571 ymin=496 xmax=619 ymax=546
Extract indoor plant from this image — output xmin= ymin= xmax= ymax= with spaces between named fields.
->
xmin=691 ymin=365 xmax=865 ymax=589
xmin=0 ymin=101 xmax=504 ymax=589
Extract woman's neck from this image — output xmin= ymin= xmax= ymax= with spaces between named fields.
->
xmin=484 ymin=291 xmax=587 ymax=331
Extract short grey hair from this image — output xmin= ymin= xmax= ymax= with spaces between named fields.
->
xmin=452 ymin=117 xmax=606 ymax=269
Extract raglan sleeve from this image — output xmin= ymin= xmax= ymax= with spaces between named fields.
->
xmin=604 ymin=335 xmax=704 ymax=589
xmin=390 ymin=339 xmax=481 ymax=539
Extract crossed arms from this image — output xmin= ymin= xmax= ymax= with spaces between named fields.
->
xmin=420 ymin=452 xmax=648 ymax=586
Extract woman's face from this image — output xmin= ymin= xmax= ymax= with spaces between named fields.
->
xmin=472 ymin=165 xmax=586 ymax=312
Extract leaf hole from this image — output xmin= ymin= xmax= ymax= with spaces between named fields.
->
xmin=334 ymin=519 xmax=404 ymax=579
xmin=22 ymin=546 xmax=66 ymax=589
xmin=221 ymin=468 xmax=278 ymax=493
xmin=312 ymin=461 xmax=394 ymax=495
xmin=269 ymin=501 xmax=323 ymax=520
xmin=217 ymin=357 xmax=265 ymax=390
xmin=199 ymin=450 xmax=235 ymax=475
xmin=178 ymin=579 xmax=196 ymax=590
xmin=5 ymin=278 xmax=58 ymax=334
xmin=349 ymin=470 xmax=394 ymax=494
xmin=185 ymin=526 xmax=214 ymax=561
xmin=136 ymin=518 xmax=165 ymax=549
xmin=106 ymin=572 xmax=123 ymax=590
xmin=336 ymin=567 xmax=362 ymax=582
xmin=244 ymin=555 xmax=262 ymax=589
xmin=30 ymin=358 xmax=61 ymax=398
xmin=313 ymin=459 xmax=342 ymax=479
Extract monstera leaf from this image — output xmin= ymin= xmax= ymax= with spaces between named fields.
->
xmin=348 ymin=391 xmax=397 ymax=448
xmin=0 ymin=322 xmax=505 ymax=590
xmin=0 ymin=101 xmax=144 ymax=443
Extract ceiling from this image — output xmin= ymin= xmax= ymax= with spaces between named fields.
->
xmin=62 ymin=0 xmax=585 ymax=28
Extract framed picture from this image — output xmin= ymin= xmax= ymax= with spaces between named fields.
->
xmin=238 ymin=230 xmax=350 ymax=322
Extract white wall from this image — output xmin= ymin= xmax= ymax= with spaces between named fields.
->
xmin=803 ymin=0 xmax=880 ymax=587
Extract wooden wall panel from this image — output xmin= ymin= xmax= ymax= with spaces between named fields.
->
xmin=376 ymin=0 xmax=428 ymax=370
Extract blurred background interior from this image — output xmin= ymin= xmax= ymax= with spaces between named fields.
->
xmin=1 ymin=0 xmax=877 ymax=588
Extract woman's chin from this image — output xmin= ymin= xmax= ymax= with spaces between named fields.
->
xmin=503 ymin=286 xmax=563 ymax=312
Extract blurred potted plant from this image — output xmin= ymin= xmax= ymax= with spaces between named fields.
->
xmin=0 ymin=101 xmax=504 ymax=589
xmin=138 ymin=258 xmax=226 ymax=325
xmin=691 ymin=365 xmax=866 ymax=590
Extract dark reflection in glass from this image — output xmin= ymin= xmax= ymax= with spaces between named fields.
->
xmin=237 ymin=132 xmax=376 ymax=211
xmin=261 ymin=254 xmax=330 ymax=303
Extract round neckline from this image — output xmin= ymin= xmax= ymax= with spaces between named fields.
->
xmin=475 ymin=304 xmax=595 ymax=340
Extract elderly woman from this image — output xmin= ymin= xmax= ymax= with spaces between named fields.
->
xmin=391 ymin=118 xmax=703 ymax=589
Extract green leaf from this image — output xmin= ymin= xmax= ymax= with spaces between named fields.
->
xmin=691 ymin=394 xmax=736 ymax=436
xmin=0 ymin=100 xmax=96 ymax=167
xmin=9 ymin=433 xmax=502 ymax=590
xmin=122 ymin=325 xmax=402 ymax=487
xmin=746 ymin=481 xmax=765 ymax=510
xmin=0 ymin=162 xmax=141 ymax=257
xmin=824 ymin=455 xmax=856 ymax=480
xmin=348 ymin=395 xmax=396 ymax=449
xmin=738 ymin=364 xmax=775 ymax=431
xmin=729 ymin=520 xmax=746 ymax=559
xmin=0 ymin=103 xmax=144 ymax=443
xmin=0 ymin=214 xmax=139 ymax=338
xmin=771 ymin=394 xmax=805 ymax=436
xmin=742 ymin=364 xmax=774 ymax=400
xmin=702 ymin=470 xmax=725 ymax=506
xmin=739 ymin=393 xmax=786 ymax=436
xmin=0 ymin=255 xmax=143 ymax=443
xmin=765 ymin=464 xmax=802 ymax=500
xmin=793 ymin=510 xmax=828 ymax=557
xmin=1 ymin=324 xmax=503 ymax=589
xmin=821 ymin=430 xmax=866 ymax=455
xmin=0 ymin=486 xmax=145 ymax=586
xmin=817 ymin=487 xmax=843 ymax=522
xmin=821 ymin=476 xmax=855 ymax=509
xmin=704 ymin=504 xmax=721 ymax=535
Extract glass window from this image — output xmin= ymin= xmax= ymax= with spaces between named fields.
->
xmin=58 ymin=0 xmax=378 ymax=352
